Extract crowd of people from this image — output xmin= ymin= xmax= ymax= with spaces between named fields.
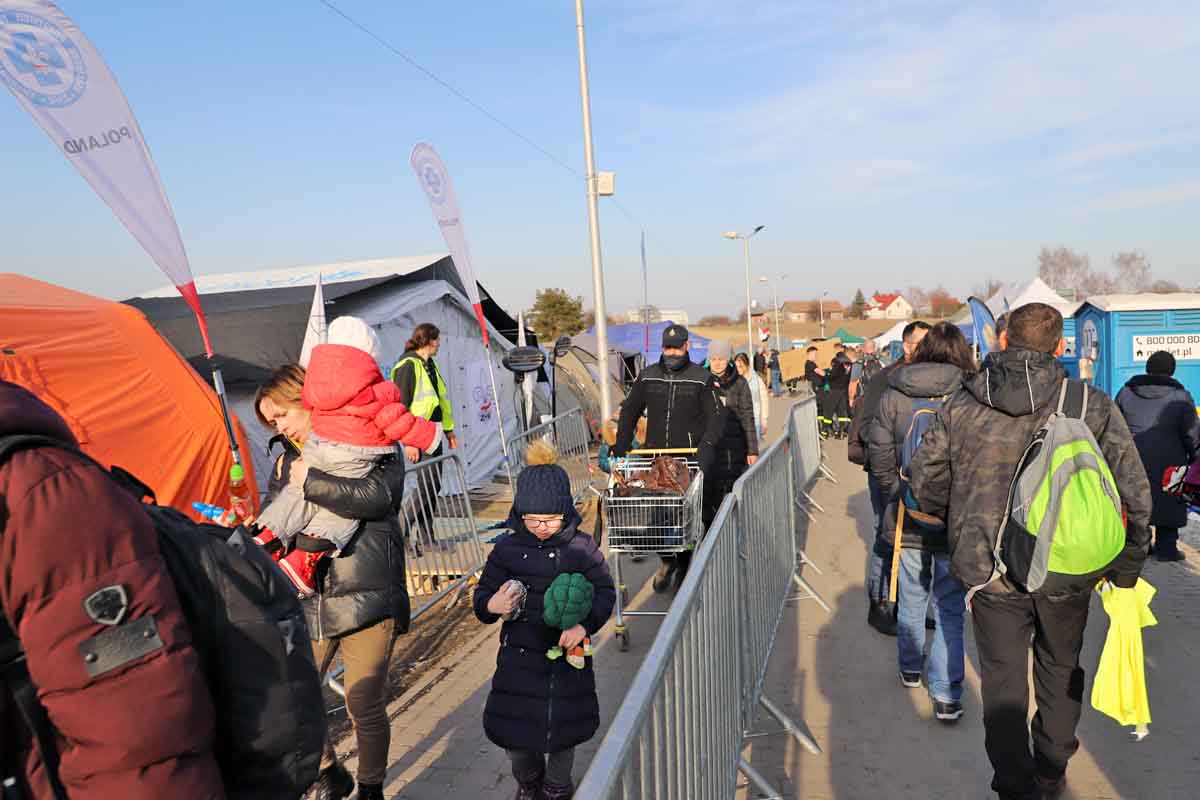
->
xmin=1 ymin=317 xmax=768 ymax=800
xmin=4 ymin=303 xmax=1197 ymax=800
xmin=843 ymin=303 xmax=1200 ymax=800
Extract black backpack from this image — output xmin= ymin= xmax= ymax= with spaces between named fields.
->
xmin=859 ymin=354 xmax=883 ymax=386
xmin=0 ymin=435 xmax=325 ymax=799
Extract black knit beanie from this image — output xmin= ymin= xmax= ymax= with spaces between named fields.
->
xmin=512 ymin=439 xmax=573 ymax=517
xmin=513 ymin=464 xmax=573 ymax=517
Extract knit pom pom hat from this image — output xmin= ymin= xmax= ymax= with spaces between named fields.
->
xmin=512 ymin=440 xmax=574 ymax=518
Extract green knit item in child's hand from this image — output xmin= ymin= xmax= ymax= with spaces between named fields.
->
xmin=543 ymin=572 xmax=594 ymax=631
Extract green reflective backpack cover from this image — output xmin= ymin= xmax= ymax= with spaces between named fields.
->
xmin=990 ymin=379 xmax=1126 ymax=594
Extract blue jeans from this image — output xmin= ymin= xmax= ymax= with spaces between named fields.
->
xmin=866 ymin=473 xmax=888 ymax=604
xmin=897 ymin=549 xmax=966 ymax=702
xmin=770 ymin=368 xmax=783 ymax=396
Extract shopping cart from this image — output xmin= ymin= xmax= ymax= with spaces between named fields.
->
xmin=602 ymin=448 xmax=704 ymax=651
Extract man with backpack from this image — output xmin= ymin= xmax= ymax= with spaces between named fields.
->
xmin=910 ymin=304 xmax=1151 ymax=800
xmin=868 ymin=322 xmax=974 ymax=723
xmin=1 ymin=378 xmax=326 ymax=799
xmin=0 ymin=379 xmax=225 ymax=799
xmin=849 ymin=322 xmax=930 ymax=636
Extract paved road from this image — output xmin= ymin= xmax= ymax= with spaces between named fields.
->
xmin=741 ymin=409 xmax=1200 ymax=800
xmin=332 ymin=394 xmax=1200 ymax=798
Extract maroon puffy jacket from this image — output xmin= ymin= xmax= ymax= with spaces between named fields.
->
xmin=0 ymin=380 xmax=224 ymax=799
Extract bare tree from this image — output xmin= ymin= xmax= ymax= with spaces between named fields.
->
xmin=1112 ymin=251 xmax=1152 ymax=293
xmin=1038 ymin=247 xmax=1093 ymax=302
xmin=1149 ymin=279 xmax=1182 ymax=294
xmin=905 ymin=286 xmax=931 ymax=315
xmin=929 ymin=288 xmax=964 ymax=318
xmin=972 ymin=278 xmax=1005 ymax=299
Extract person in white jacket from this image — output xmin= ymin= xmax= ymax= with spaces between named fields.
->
xmin=735 ymin=352 xmax=770 ymax=441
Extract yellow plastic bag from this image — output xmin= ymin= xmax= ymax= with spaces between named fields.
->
xmin=1091 ymin=578 xmax=1157 ymax=738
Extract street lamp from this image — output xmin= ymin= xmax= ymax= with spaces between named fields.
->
xmin=818 ymin=290 xmax=829 ymax=339
xmin=723 ymin=225 xmax=765 ymax=357
xmin=759 ymin=274 xmax=787 ymax=353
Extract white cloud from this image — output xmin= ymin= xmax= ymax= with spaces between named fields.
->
xmin=630 ymin=2 xmax=1200 ymax=205
xmin=1051 ymin=134 xmax=1198 ymax=170
xmin=1089 ymin=180 xmax=1200 ymax=212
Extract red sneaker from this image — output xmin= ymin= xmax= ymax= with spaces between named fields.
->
xmin=279 ymin=549 xmax=324 ymax=597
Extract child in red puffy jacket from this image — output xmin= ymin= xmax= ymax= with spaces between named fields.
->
xmin=255 ymin=316 xmax=440 ymax=595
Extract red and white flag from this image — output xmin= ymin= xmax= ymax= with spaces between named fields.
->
xmin=0 ymin=1 xmax=211 ymax=352
xmin=410 ymin=142 xmax=489 ymax=346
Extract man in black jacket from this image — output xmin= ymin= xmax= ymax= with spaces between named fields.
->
xmin=911 ymin=304 xmax=1151 ymax=800
xmin=1115 ymin=350 xmax=1200 ymax=561
xmin=827 ymin=347 xmax=853 ymax=439
xmin=615 ymin=324 xmax=723 ymax=590
xmin=848 ymin=321 xmax=929 ymax=635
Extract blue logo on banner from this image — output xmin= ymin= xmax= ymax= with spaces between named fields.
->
xmin=0 ymin=11 xmax=87 ymax=107
xmin=416 ymin=156 xmax=448 ymax=206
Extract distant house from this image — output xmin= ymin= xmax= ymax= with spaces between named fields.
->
xmin=624 ymin=307 xmax=690 ymax=325
xmin=782 ymin=299 xmax=845 ymax=322
xmin=865 ymin=293 xmax=912 ymax=320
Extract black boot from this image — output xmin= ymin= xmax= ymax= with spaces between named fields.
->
xmin=652 ymin=560 xmax=676 ymax=593
xmin=357 ymin=783 xmax=385 ymax=800
xmin=540 ymin=780 xmax=575 ymax=800
xmin=513 ymin=765 xmax=544 ymax=800
xmin=867 ymin=601 xmax=898 ymax=636
xmin=313 ymin=762 xmax=355 ymax=800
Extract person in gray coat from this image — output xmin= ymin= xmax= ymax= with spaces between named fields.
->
xmin=1116 ymin=350 xmax=1200 ymax=561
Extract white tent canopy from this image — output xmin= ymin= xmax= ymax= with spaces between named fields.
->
xmin=872 ymin=320 xmax=908 ymax=349
xmin=129 ymin=255 xmax=543 ymax=495
xmin=986 ymin=277 xmax=1081 ymax=318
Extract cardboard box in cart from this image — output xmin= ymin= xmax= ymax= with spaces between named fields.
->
xmin=1074 ymin=294 xmax=1200 ymax=409
xmin=779 ymin=338 xmax=842 ymax=383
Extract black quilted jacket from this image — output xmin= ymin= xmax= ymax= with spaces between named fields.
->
xmin=266 ymin=437 xmax=410 ymax=639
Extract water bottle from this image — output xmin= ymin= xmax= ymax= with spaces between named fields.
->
xmin=228 ymin=463 xmax=252 ymax=522
xmin=192 ymin=502 xmax=237 ymax=527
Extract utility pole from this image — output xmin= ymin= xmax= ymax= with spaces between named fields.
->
xmin=574 ymin=0 xmax=611 ymax=423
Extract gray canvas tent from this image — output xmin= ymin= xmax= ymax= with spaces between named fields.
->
xmin=127 ymin=255 xmax=545 ymax=494
xmin=545 ymin=335 xmax=630 ymax=441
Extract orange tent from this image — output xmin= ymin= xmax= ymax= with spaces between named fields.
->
xmin=0 ymin=274 xmax=257 ymax=516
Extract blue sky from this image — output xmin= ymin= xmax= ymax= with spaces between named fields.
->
xmin=3 ymin=0 xmax=1200 ymax=317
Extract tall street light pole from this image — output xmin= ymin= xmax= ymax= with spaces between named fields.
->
xmin=574 ymin=0 xmax=612 ymax=424
xmin=759 ymin=274 xmax=786 ymax=352
xmin=818 ymin=290 xmax=829 ymax=339
xmin=723 ymin=225 xmax=765 ymax=356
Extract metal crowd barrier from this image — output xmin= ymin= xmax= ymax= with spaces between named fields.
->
xmin=507 ymin=408 xmax=592 ymax=502
xmin=575 ymin=397 xmax=830 ymax=799
xmin=328 ymin=450 xmax=485 ymax=698
xmin=574 ymin=495 xmax=744 ymax=798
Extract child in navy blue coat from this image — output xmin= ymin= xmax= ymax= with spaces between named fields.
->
xmin=474 ymin=440 xmax=616 ymax=800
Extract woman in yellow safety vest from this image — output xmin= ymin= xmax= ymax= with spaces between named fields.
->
xmin=391 ymin=323 xmax=458 ymax=549
xmin=391 ymin=323 xmax=458 ymax=457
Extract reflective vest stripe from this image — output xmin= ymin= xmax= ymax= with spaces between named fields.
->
xmin=391 ymin=355 xmax=455 ymax=431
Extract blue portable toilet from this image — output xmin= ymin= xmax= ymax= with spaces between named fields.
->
xmin=1074 ymin=294 xmax=1200 ymax=401
xmin=1059 ymin=313 xmax=1080 ymax=379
